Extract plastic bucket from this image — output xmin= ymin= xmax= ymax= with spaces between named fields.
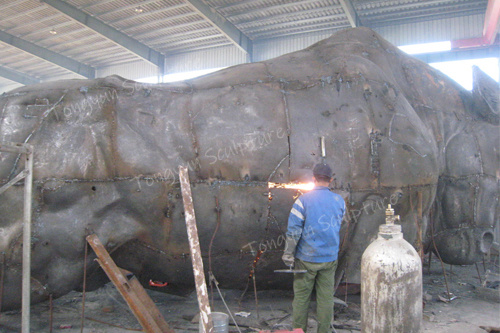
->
xmin=199 ymin=312 xmax=229 ymax=333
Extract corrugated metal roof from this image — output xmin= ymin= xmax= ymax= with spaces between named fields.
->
xmin=0 ymin=0 xmax=494 ymax=88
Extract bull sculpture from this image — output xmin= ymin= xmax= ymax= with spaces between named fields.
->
xmin=0 ymin=27 xmax=498 ymax=310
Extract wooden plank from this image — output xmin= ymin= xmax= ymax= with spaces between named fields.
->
xmin=178 ymin=166 xmax=213 ymax=333
xmin=86 ymin=234 xmax=162 ymax=333
xmin=120 ymin=268 xmax=175 ymax=333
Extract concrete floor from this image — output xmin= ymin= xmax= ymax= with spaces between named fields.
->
xmin=0 ymin=256 xmax=498 ymax=333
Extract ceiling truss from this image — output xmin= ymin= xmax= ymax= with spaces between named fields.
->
xmin=0 ymin=0 xmax=495 ymax=89
xmin=42 ymin=0 xmax=165 ymax=72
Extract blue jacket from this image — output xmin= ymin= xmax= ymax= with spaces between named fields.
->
xmin=286 ymin=186 xmax=345 ymax=263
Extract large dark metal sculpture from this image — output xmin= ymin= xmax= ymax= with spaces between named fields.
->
xmin=0 ymin=27 xmax=498 ymax=310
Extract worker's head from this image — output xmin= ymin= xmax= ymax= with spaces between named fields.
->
xmin=312 ymin=163 xmax=333 ymax=185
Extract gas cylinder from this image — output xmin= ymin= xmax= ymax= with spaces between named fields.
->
xmin=361 ymin=204 xmax=422 ymax=333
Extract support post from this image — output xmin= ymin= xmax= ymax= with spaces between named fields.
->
xmin=22 ymin=145 xmax=33 ymax=333
xmin=0 ymin=142 xmax=34 ymax=333
xmin=178 ymin=166 xmax=213 ymax=333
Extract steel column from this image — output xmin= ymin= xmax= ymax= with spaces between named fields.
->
xmin=22 ymin=145 xmax=33 ymax=333
xmin=0 ymin=142 xmax=33 ymax=333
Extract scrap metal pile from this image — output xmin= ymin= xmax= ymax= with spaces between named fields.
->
xmin=0 ymin=27 xmax=498 ymax=310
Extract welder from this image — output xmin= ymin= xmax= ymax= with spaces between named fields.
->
xmin=282 ymin=163 xmax=346 ymax=333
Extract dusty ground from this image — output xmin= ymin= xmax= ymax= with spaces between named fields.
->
xmin=0 ymin=255 xmax=498 ymax=333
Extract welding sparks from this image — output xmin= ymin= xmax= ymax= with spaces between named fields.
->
xmin=268 ymin=182 xmax=315 ymax=191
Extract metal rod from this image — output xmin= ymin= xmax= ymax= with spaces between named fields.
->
xmin=179 ymin=166 xmax=213 ymax=333
xmin=80 ymin=242 xmax=88 ymax=333
xmin=344 ymin=277 xmax=348 ymax=306
xmin=431 ymin=219 xmax=451 ymax=300
xmin=417 ymin=191 xmax=423 ymax=260
xmin=21 ymin=144 xmax=33 ymax=333
xmin=427 ymin=251 xmax=432 ymax=272
xmin=0 ymin=252 xmax=5 ymax=317
xmin=252 ymin=272 xmax=259 ymax=319
xmin=0 ymin=169 xmax=26 ymax=196
xmin=475 ymin=262 xmax=483 ymax=285
xmin=320 ymin=136 xmax=326 ymax=157
xmin=209 ymin=272 xmax=242 ymax=333
xmin=208 ymin=196 xmax=221 ymax=308
xmin=49 ymin=294 xmax=53 ymax=333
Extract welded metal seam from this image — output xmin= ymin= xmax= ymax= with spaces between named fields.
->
xmin=280 ymin=86 xmax=292 ymax=179
xmin=187 ymin=107 xmax=200 ymax=163
xmin=101 ymin=89 xmax=120 ymax=178
xmin=0 ymin=176 xmax=440 ymax=195
xmin=266 ymin=154 xmax=289 ymax=182
xmin=388 ymin=113 xmax=428 ymax=158
xmin=8 ymin=94 xmax=66 ymax=180
xmin=430 ymin=225 xmax=492 ymax=239
xmin=472 ymin=175 xmax=479 ymax=227
xmin=439 ymin=173 xmax=496 ymax=181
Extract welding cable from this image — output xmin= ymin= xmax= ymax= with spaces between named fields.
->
xmin=208 ymin=196 xmax=222 ymax=306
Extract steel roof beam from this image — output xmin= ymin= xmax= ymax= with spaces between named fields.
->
xmin=0 ymin=5 xmax=50 ymax=24
xmin=359 ymin=0 xmax=484 ymax=15
xmin=79 ymin=0 xmax=118 ymax=10
xmin=361 ymin=1 xmax=485 ymax=17
xmin=184 ymin=0 xmax=252 ymax=55
xmin=167 ymin=41 xmax=233 ymax=54
xmin=134 ymin=19 xmax=209 ymax=39
xmin=19 ymin=20 xmax=78 ymax=41
xmin=450 ymin=0 xmax=499 ymax=49
xmin=145 ymin=27 xmax=219 ymax=45
xmin=483 ymin=0 xmax=499 ymax=44
xmin=0 ymin=30 xmax=95 ymax=78
xmin=84 ymin=0 xmax=163 ymax=16
xmin=218 ymin=0 xmax=320 ymax=15
xmin=369 ymin=8 xmax=485 ymax=27
xmin=108 ymin=4 xmax=190 ymax=25
xmin=41 ymin=0 xmax=165 ymax=72
xmin=121 ymin=12 xmax=199 ymax=32
xmin=0 ymin=0 xmax=30 ymax=10
xmin=245 ymin=16 xmax=348 ymax=34
xmin=339 ymin=0 xmax=361 ymax=27
xmin=251 ymin=21 xmax=350 ymax=39
xmin=414 ymin=45 xmax=499 ymax=63
xmin=236 ymin=6 xmax=343 ymax=26
xmin=0 ymin=65 xmax=40 ymax=86
xmin=156 ymin=34 xmax=226 ymax=48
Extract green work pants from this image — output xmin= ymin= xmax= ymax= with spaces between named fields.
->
xmin=292 ymin=259 xmax=338 ymax=333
